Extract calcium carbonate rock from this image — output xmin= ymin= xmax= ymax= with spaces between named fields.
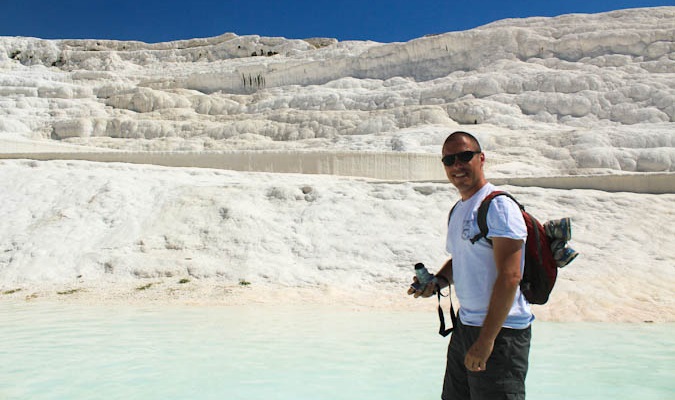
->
xmin=0 ymin=7 xmax=673 ymax=174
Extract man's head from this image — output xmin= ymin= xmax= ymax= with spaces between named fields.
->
xmin=442 ymin=131 xmax=487 ymax=200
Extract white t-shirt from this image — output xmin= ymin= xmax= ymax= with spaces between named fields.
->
xmin=446 ymin=183 xmax=533 ymax=329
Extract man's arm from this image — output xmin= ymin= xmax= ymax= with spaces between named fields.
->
xmin=435 ymin=258 xmax=453 ymax=289
xmin=464 ymin=236 xmax=523 ymax=372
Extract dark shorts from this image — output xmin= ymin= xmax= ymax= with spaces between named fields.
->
xmin=442 ymin=318 xmax=531 ymax=400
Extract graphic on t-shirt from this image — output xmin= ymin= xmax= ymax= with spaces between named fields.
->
xmin=462 ymin=217 xmax=472 ymax=240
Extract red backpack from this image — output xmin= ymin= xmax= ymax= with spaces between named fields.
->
xmin=466 ymin=191 xmax=557 ymax=304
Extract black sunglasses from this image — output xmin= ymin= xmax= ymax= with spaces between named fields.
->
xmin=441 ymin=151 xmax=481 ymax=166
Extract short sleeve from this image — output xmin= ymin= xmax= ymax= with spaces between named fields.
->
xmin=485 ymin=195 xmax=527 ymax=241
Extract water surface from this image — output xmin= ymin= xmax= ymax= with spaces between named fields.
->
xmin=1 ymin=303 xmax=672 ymax=399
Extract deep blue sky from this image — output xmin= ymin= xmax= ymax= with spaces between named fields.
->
xmin=2 ymin=0 xmax=673 ymax=43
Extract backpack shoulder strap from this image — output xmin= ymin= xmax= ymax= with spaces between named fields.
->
xmin=471 ymin=190 xmax=524 ymax=245
xmin=447 ymin=200 xmax=460 ymax=225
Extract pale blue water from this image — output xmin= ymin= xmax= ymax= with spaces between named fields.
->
xmin=0 ymin=302 xmax=672 ymax=400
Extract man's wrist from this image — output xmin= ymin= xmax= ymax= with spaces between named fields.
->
xmin=435 ymin=274 xmax=450 ymax=288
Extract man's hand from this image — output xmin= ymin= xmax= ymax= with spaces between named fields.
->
xmin=464 ymin=337 xmax=494 ymax=372
xmin=406 ymin=276 xmax=437 ymax=298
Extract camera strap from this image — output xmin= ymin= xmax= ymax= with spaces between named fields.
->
xmin=437 ymin=288 xmax=457 ymax=337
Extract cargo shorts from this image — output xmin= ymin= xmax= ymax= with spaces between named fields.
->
xmin=442 ymin=318 xmax=531 ymax=400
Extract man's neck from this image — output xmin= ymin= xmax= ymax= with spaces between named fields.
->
xmin=460 ymin=180 xmax=489 ymax=201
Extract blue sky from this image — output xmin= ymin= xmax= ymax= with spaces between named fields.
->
xmin=2 ymin=0 xmax=673 ymax=43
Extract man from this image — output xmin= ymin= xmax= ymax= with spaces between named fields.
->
xmin=409 ymin=131 xmax=533 ymax=399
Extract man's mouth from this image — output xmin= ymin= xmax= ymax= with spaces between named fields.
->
xmin=453 ymin=172 xmax=467 ymax=178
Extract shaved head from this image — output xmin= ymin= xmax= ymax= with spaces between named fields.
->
xmin=443 ymin=131 xmax=482 ymax=153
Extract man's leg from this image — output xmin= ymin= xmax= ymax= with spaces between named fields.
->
xmin=467 ymin=325 xmax=531 ymax=400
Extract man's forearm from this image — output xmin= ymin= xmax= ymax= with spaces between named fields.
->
xmin=464 ymin=267 xmax=520 ymax=372
xmin=436 ymin=258 xmax=454 ymax=289
xmin=479 ymin=273 xmax=518 ymax=343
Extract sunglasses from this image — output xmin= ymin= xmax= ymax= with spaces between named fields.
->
xmin=441 ymin=151 xmax=481 ymax=166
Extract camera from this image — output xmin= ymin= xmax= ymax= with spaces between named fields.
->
xmin=410 ymin=263 xmax=437 ymax=292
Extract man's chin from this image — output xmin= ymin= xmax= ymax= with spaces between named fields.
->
xmin=451 ymin=175 xmax=471 ymax=186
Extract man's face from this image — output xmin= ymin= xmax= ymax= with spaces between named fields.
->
xmin=442 ymin=136 xmax=485 ymax=199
